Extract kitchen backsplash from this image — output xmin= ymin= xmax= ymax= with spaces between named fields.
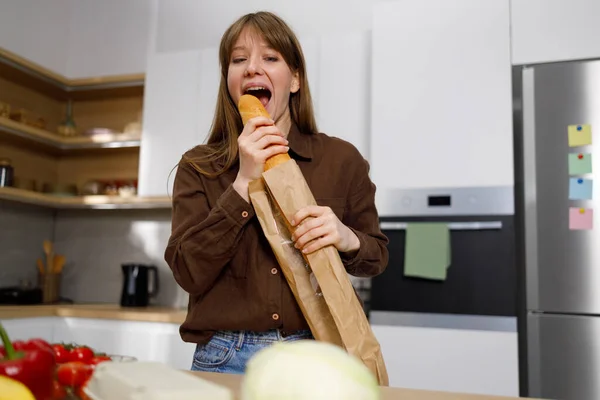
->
xmin=0 ymin=200 xmax=55 ymax=288
xmin=52 ymin=208 xmax=188 ymax=308
xmin=0 ymin=201 xmax=187 ymax=308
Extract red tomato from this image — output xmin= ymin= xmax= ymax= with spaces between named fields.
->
xmin=56 ymin=362 xmax=93 ymax=387
xmin=52 ymin=380 xmax=67 ymax=399
xmin=76 ymin=377 xmax=93 ymax=400
xmin=90 ymin=355 xmax=111 ymax=365
xmin=69 ymin=347 xmax=95 ymax=363
xmin=52 ymin=344 xmax=70 ymax=364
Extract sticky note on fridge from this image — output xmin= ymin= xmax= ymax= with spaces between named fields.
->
xmin=568 ymin=153 xmax=592 ymax=175
xmin=569 ymin=178 xmax=593 ymax=200
xmin=569 ymin=207 xmax=593 ymax=230
xmin=568 ymin=124 xmax=592 ymax=147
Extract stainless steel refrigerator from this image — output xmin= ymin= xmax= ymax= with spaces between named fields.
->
xmin=514 ymin=59 xmax=600 ymax=400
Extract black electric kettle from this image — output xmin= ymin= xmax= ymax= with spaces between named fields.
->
xmin=120 ymin=263 xmax=159 ymax=307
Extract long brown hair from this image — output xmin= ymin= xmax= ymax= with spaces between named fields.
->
xmin=185 ymin=11 xmax=318 ymax=178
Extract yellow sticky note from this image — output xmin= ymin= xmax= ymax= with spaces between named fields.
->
xmin=568 ymin=124 xmax=592 ymax=147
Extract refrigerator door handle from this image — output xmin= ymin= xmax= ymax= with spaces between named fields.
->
xmin=521 ymin=66 xmax=540 ymax=310
xmin=379 ymin=221 xmax=502 ymax=231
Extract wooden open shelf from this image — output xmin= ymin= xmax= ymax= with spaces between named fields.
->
xmin=0 ymin=47 xmax=157 ymax=210
xmin=0 ymin=116 xmax=141 ymax=151
xmin=0 ymin=187 xmax=171 ymax=210
xmin=0 ymin=48 xmax=144 ymax=100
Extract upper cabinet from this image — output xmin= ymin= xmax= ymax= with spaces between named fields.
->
xmin=315 ymin=32 xmax=371 ymax=160
xmin=511 ymin=0 xmax=600 ymax=65
xmin=370 ymin=0 xmax=514 ymax=191
xmin=137 ymin=48 xmax=219 ymax=197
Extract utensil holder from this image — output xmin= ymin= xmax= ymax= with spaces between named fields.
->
xmin=39 ymin=272 xmax=61 ymax=303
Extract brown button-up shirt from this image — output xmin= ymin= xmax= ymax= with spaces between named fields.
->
xmin=165 ymin=123 xmax=389 ymax=344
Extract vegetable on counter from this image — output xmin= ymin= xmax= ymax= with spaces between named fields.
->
xmin=0 ymin=375 xmax=36 ymax=400
xmin=0 ymin=323 xmax=56 ymax=400
xmin=0 ymin=324 xmax=130 ymax=400
xmin=241 ymin=340 xmax=381 ymax=400
xmin=51 ymin=342 xmax=111 ymax=399
xmin=56 ymin=362 xmax=93 ymax=388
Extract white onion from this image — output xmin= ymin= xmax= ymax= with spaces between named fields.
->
xmin=241 ymin=340 xmax=381 ymax=400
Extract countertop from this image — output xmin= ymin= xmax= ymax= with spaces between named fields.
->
xmin=189 ymin=371 xmax=542 ymax=400
xmin=0 ymin=304 xmax=187 ymax=324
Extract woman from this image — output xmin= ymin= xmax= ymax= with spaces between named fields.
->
xmin=164 ymin=11 xmax=388 ymax=374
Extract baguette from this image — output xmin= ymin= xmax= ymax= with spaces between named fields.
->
xmin=238 ymin=94 xmax=291 ymax=170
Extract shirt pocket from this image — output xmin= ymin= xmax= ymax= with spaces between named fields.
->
xmin=315 ymin=197 xmax=346 ymax=221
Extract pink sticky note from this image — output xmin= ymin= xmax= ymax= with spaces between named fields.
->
xmin=569 ymin=207 xmax=594 ymax=230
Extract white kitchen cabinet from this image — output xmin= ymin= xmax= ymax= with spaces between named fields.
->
xmin=137 ymin=49 xmax=204 ymax=197
xmin=299 ymin=35 xmax=321 ymax=124
xmin=371 ymin=324 xmax=519 ymax=397
xmin=195 ymin=47 xmax=221 ymax=144
xmin=53 ymin=318 xmax=196 ymax=370
xmin=0 ymin=316 xmax=195 ymax=370
xmin=0 ymin=317 xmax=56 ymax=343
xmin=317 ymin=31 xmax=370 ymax=160
xmin=138 ymin=46 xmax=223 ymax=197
xmin=370 ymin=0 xmax=513 ymax=190
xmin=511 ymin=0 xmax=600 ymax=65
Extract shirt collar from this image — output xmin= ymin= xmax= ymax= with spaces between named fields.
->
xmin=287 ymin=122 xmax=313 ymax=161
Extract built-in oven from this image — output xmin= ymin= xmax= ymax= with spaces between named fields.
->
xmin=368 ymin=186 xmax=517 ymax=326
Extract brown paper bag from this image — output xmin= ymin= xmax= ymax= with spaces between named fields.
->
xmin=248 ymin=159 xmax=389 ymax=386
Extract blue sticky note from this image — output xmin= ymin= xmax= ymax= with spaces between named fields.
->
xmin=569 ymin=178 xmax=593 ymax=200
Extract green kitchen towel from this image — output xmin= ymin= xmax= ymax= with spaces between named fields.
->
xmin=404 ymin=223 xmax=451 ymax=281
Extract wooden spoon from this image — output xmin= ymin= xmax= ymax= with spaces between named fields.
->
xmin=53 ymin=255 xmax=66 ymax=274
xmin=43 ymin=240 xmax=54 ymax=273
xmin=36 ymin=258 xmax=44 ymax=275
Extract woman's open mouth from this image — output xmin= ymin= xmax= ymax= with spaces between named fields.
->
xmin=244 ymin=86 xmax=272 ymax=108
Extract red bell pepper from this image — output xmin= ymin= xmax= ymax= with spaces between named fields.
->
xmin=0 ymin=323 xmax=56 ymax=400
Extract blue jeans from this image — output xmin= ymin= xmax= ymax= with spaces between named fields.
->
xmin=190 ymin=329 xmax=314 ymax=374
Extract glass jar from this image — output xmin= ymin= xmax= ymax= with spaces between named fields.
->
xmin=0 ymin=158 xmax=13 ymax=187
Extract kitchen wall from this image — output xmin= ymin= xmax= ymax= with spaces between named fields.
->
xmin=65 ymin=0 xmax=152 ymax=78
xmin=154 ymin=0 xmax=385 ymax=53
xmin=0 ymin=0 xmax=71 ymax=75
xmin=0 ymin=201 xmax=54 ymax=287
xmin=52 ymin=209 xmax=188 ymax=308
xmin=0 ymin=202 xmax=187 ymax=308
xmin=0 ymin=0 xmax=151 ymax=78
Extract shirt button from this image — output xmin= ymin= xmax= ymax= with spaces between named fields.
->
xmin=272 ymin=313 xmax=280 ymax=321
xmin=241 ymin=211 xmax=249 ymax=218
xmin=271 ymin=268 xmax=278 ymax=275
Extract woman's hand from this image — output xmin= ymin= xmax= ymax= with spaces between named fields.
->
xmin=291 ymin=205 xmax=360 ymax=254
xmin=233 ymin=117 xmax=289 ymax=201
